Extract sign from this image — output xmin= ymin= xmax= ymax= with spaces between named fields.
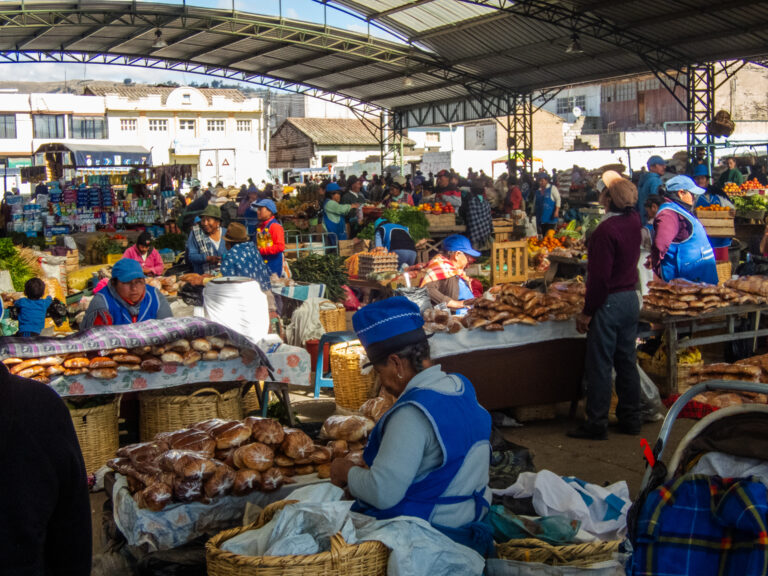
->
xmin=205 ymin=159 xmax=213 ymax=166
xmin=464 ymin=123 xmax=497 ymax=150
xmin=221 ymin=158 xmax=229 ymax=166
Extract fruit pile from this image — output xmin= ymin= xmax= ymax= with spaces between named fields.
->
xmin=697 ymin=205 xmax=732 ymax=212
xmin=740 ymin=178 xmax=765 ymax=192
xmin=527 ymin=229 xmax=564 ymax=253
xmin=723 ymin=182 xmax=743 ymax=195
xmin=416 ymin=202 xmax=455 ymax=214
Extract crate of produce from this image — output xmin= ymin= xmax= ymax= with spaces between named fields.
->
xmin=490 ymin=240 xmax=527 ymax=284
xmin=68 ymin=395 xmax=122 ymax=475
xmin=695 ymin=209 xmax=735 ymax=237
xmin=425 ymin=212 xmax=456 ymax=229
xmin=357 ymin=251 xmax=399 ymax=278
xmin=330 ymin=341 xmax=376 ymax=411
xmin=338 ymin=238 xmax=368 ymax=258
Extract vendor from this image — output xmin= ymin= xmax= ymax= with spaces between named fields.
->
xmin=252 ymin=198 xmax=286 ymax=277
xmin=187 ymin=204 xmax=227 ymax=275
xmin=221 ymin=222 xmax=272 ymax=293
xmin=420 ymin=235 xmax=479 ymax=309
xmin=81 ymin=259 xmax=172 ymax=329
xmin=323 ymin=183 xmax=358 ymax=244
xmin=533 ymin=172 xmax=560 ymax=235
xmin=504 ymin=175 xmax=524 ymax=214
xmin=647 ymin=175 xmax=717 ymax=284
xmin=570 ymin=173 xmax=641 ymax=440
xmin=637 ymin=156 xmax=666 ymax=225
xmin=717 ymin=157 xmax=745 ymax=188
xmin=374 ymin=217 xmax=417 ymax=268
xmin=122 ymin=231 xmax=164 ymax=277
xmin=435 ymin=169 xmax=461 ymax=208
xmin=384 ymin=177 xmax=414 ymax=207
xmin=693 ymin=164 xmax=734 ymax=262
xmin=330 ymin=296 xmax=493 ymax=556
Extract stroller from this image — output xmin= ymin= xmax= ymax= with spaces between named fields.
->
xmin=628 ymin=381 xmax=768 ymax=575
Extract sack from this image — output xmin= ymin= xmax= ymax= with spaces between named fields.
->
xmin=638 ymin=365 xmax=664 ymax=422
xmin=47 ymin=299 xmax=68 ymax=327
xmin=395 ymin=286 xmax=432 ymax=313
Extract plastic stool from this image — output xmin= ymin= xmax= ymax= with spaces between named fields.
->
xmin=314 ymin=331 xmax=357 ymax=398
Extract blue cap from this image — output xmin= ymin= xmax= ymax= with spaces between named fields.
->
xmin=693 ymin=164 xmax=709 ymax=177
xmin=353 ymin=296 xmax=426 ymax=365
xmin=111 ymin=258 xmax=145 ymax=283
xmin=442 ymin=234 xmax=481 ymax=258
xmin=326 ymin=182 xmax=341 ymax=192
xmin=647 ymin=155 xmax=666 ymax=168
xmin=666 ymin=175 xmax=705 ymax=196
xmin=252 ymin=198 xmax=277 ymax=214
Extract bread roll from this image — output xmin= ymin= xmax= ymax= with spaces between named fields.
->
xmin=89 ymin=357 xmax=117 ymax=369
xmin=205 ymin=420 xmax=252 ymax=450
xmin=233 ymin=442 xmax=274 ymax=471
xmin=191 ymin=338 xmax=212 ymax=353
xmin=207 ymin=335 xmax=227 ymax=349
xmin=215 ymin=447 xmax=236 ymax=468
xmin=321 ymin=415 xmax=375 ymax=442
xmin=159 ymin=450 xmax=217 ymax=480
xmin=218 ymin=346 xmax=239 ymax=361
xmin=168 ymin=339 xmax=190 ymax=353
xmin=280 ymin=428 xmax=314 ymax=460
xmin=347 ymin=441 xmax=364 ymax=451
xmin=89 ymin=368 xmax=117 ymax=379
xmin=260 ymin=468 xmax=284 ymax=492
xmin=46 ymin=365 xmax=66 ymax=376
xmin=136 ymin=483 xmax=173 ymax=511
xmin=105 ymin=348 xmax=129 ymax=356
xmin=157 ymin=428 xmax=216 ymax=456
xmin=316 ymin=463 xmax=331 ymax=479
xmin=31 ymin=375 xmax=50 ymax=384
xmin=192 ymin=418 xmax=228 ymax=433
xmin=117 ymin=364 xmax=140 ymax=372
xmin=202 ymin=350 xmax=219 ymax=361
xmin=295 ymin=465 xmax=314 ymax=476
xmin=182 ymin=350 xmax=202 ymax=366
xmin=64 ymin=368 xmax=88 ymax=376
xmin=161 ymin=351 xmax=184 ymax=364
xmin=18 ymin=365 xmax=45 ymax=378
xmin=112 ymin=354 xmax=142 ymax=364
xmin=359 ymin=396 xmax=394 ymax=423
xmin=310 ymin=446 xmax=331 ymax=464
xmin=118 ymin=441 xmax=169 ymax=472
xmin=172 ymin=477 xmax=204 ymax=502
xmin=2 ymin=357 xmax=22 ymax=365
xmin=140 ymin=357 xmax=163 ymax=372
xmin=151 ymin=346 xmax=166 ymax=356
xmin=245 ymin=417 xmax=285 ymax=445
xmin=36 ymin=356 xmax=64 ymax=367
xmin=130 ymin=346 xmax=152 ymax=356
xmin=203 ymin=461 xmax=236 ymax=498
xmin=232 ymin=469 xmax=261 ymax=496
xmin=328 ymin=440 xmax=348 ymax=458
xmin=276 ymin=466 xmax=295 ymax=477
xmin=274 ymin=454 xmax=294 ymax=467
xmin=11 ymin=358 xmax=41 ymax=374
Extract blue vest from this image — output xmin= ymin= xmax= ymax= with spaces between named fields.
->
xmin=259 ymin=218 xmax=285 ymax=276
xmin=354 ymin=373 xmax=493 ymax=553
xmin=658 ymin=202 xmax=718 ymax=285
xmin=644 ymin=222 xmax=655 ymax=240
xmin=101 ymin=285 xmax=161 ymax=325
xmin=535 ymin=187 xmax=556 ymax=224
xmin=695 ymin=194 xmax=732 ymax=250
xmin=376 ymin=223 xmax=410 ymax=250
xmin=323 ymin=200 xmax=347 ymax=241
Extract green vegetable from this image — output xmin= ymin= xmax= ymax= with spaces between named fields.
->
xmin=356 ymin=222 xmax=375 ymax=240
xmin=0 ymin=238 xmax=34 ymax=291
xmin=381 ymin=207 xmax=430 ymax=241
xmin=153 ymin=233 xmax=186 ymax=252
xmin=91 ymin=235 xmax=123 ymax=259
xmin=289 ymin=253 xmax=348 ymax=303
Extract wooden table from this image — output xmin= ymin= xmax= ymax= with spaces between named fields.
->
xmin=347 ymin=277 xmax=394 ymax=304
xmin=639 ymin=304 xmax=768 ymax=393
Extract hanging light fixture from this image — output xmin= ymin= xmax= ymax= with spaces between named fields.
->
xmin=403 ymin=75 xmax=414 ymax=87
xmin=152 ymin=29 xmax=168 ymax=49
xmin=566 ymin=33 xmax=583 ymax=54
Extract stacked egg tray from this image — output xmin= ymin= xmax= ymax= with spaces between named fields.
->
xmin=357 ymin=253 xmax=400 ymax=277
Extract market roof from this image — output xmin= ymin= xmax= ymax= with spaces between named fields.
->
xmin=82 ymin=85 xmax=247 ymax=104
xmin=280 ymin=118 xmax=416 ymax=147
xmin=35 ymin=143 xmax=152 ymax=166
xmin=0 ymin=1 xmax=766 ymax=120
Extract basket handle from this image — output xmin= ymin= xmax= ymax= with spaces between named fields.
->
xmin=329 ymin=532 xmax=347 ymax=568
xmin=184 ymin=387 xmax=222 ymax=404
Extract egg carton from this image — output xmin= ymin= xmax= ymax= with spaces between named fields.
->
xmin=357 ymin=253 xmax=400 ymax=276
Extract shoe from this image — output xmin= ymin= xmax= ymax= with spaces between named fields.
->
xmin=609 ymin=421 xmax=641 ymax=436
xmin=566 ymin=424 xmax=607 ymax=440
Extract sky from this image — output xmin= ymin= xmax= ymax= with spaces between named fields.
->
xmin=0 ymin=0 xmax=400 ymax=90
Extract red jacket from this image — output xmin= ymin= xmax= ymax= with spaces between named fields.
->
xmin=122 ymin=245 xmax=165 ymax=276
xmin=257 ymin=218 xmax=285 ymax=257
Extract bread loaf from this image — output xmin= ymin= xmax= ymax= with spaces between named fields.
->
xmin=274 ymin=454 xmax=294 ymax=467
xmin=203 ymin=461 xmax=236 ymax=498
xmin=168 ymin=339 xmax=190 ymax=353
xmin=328 ymin=440 xmax=348 ymax=458
xmin=11 ymin=358 xmax=41 ymax=374
xmin=141 ymin=357 xmax=163 ymax=372
xmin=202 ymin=350 xmax=219 ymax=361
xmin=280 ymin=428 xmax=314 ymax=459
xmin=245 ymin=417 xmax=285 ymax=445
xmin=130 ymin=346 xmax=152 ymax=356
xmin=360 ymin=396 xmax=394 ymax=423
xmin=316 ymin=463 xmax=331 ymax=479
xmin=112 ymin=354 xmax=142 ymax=364
xmin=233 ymin=442 xmax=274 ymax=471
xmin=161 ymin=351 xmax=184 ymax=364
xmin=2 ymin=357 xmax=22 ymax=365
xmin=310 ymin=446 xmax=332 ymax=464
xmin=117 ymin=441 xmax=169 ymax=473
xmin=260 ymin=468 xmax=284 ymax=492
xmin=46 ymin=365 xmax=66 ymax=376
xmin=18 ymin=365 xmax=45 ymax=378
xmin=136 ymin=483 xmax=173 ymax=511
xmin=182 ymin=350 xmax=202 ymax=366
xmin=90 ymin=357 xmax=117 ymax=369
xmin=218 ymin=346 xmax=239 ymax=361
xmin=295 ymin=465 xmax=315 ymax=476
xmin=172 ymin=477 xmax=204 ymax=502
xmin=30 ymin=374 xmax=49 ymax=384
xmin=321 ymin=415 xmax=375 ymax=442
xmin=232 ymin=469 xmax=261 ymax=496
xmin=208 ymin=421 xmax=251 ymax=450
xmin=157 ymin=428 xmax=216 ymax=456
xmin=207 ymin=335 xmax=227 ymax=349
xmin=191 ymin=338 xmax=212 ymax=353
xmin=89 ymin=368 xmax=118 ymax=379
xmin=36 ymin=355 xmax=64 ymax=367
xmin=215 ymin=448 xmax=237 ymax=468
xmin=159 ymin=450 xmax=217 ymax=480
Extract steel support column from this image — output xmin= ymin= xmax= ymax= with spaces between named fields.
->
xmin=508 ymin=93 xmax=533 ymax=177
xmin=686 ymin=63 xmax=715 ymax=173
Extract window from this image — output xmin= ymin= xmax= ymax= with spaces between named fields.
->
xmin=237 ymin=119 xmax=251 ymax=133
xmin=179 ymin=119 xmax=195 ymax=132
xmin=33 ymin=114 xmax=66 ymax=138
xmin=148 ymin=119 xmax=167 ymax=132
xmin=556 ymin=96 xmax=587 ymax=115
xmin=182 ymin=93 xmax=191 ymax=104
xmin=425 ymin=131 xmax=440 ymax=144
xmin=69 ymin=116 xmax=107 ymax=139
xmin=120 ymin=118 xmax=137 ymax=131
xmin=321 ymin=155 xmax=338 ymax=166
xmin=0 ymin=114 xmax=16 ymax=139
xmin=207 ymin=119 xmax=226 ymax=132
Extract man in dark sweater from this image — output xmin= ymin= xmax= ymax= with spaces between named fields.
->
xmin=569 ymin=172 xmax=642 ymax=440
xmin=0 ymin=362 xmax=92 ymax=575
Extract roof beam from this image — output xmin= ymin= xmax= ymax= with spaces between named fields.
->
xmin=219 ymin=43 xmax=292 ymax=68
xmin=261 ymin=50 xmax=339 ymax=74
xmin=15 ymin=12 xmax=71 ymax=50
xmin=364 ymin=80 xmax=465 ymax=102
xmin=181 ymin=36 xmax=246 ymax=62
xmin=367 ymin=0 xmax=438 ymax=20
xmin=629 ymin=0 xmax=768 ymax=29
xmin=299 ymin=58 xmax=384 ymax=82
xmin=410 ymin=11 xmax=510 ymax=41
xmin=62 ymin=13 xmax=127 ymax=50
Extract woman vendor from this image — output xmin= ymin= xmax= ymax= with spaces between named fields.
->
xmin=122 ymin=231 xmax=164 ymax=277
xmin=693 ymin=164 xmax=734 ymax=262
xmin=220 ymin=223 xmax=272 ymax=293
xmin=330 ymin=296 xmax=493 ymax=556
xmin=384 ymin=177 xmax=414 ymax=207
xmin=322 ymin=183 xmax=358 ymax=244
xmin=187 ymin=204 xmax=227 ymax=274
xmin=252 ymin=198 xmax=286 ymax=277
xmin=80 ymin=259 xmax=172 ymax=329
xmin=420 ymin=234 xmax=480 ymax=309
xmin=374 ymin=217 xmax=417 ymax=268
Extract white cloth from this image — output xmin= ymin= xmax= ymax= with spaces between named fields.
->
xmin=286 ymin=297 xmax=334 ymax=347
xmin=690 ymin=452 xmax=768 ymax=488
xmin=493 ymin=470 xmax=630 ymax=541
xmin=202 ymin=277 xmax=269 ymax=345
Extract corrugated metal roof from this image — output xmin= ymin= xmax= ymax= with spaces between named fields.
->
xmin=280 ymin=117 xmax=417 ymax=146
xmin=83 ymin=85 xmax=248 ymax=104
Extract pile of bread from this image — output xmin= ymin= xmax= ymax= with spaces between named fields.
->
xmin=689 ymin=362 xmax=762 ymax=384
xmin=109 ymin=417 xmax=336 ymax=511
xmin=145 ymin=275 xmax=180 ymax=297
xmin=643 ymin=278 xmax=767 ymax=317
xmin=178 ymin=273 xmax=214 ymax=287
xmin=457 ymin=281 xmax=585 ymax=332
xmin=688 ymin=355 xmax=768 ymax=408
xmin=1 ymin=334 xmax=246 ymax=383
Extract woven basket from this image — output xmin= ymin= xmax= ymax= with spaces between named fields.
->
xmin=242 ymin=384 xmax=261 ymax=416
xmin=716 ymin=261 xmax=732 ymax=285
xmin=330 ymin=341 xmax=376 ymax=411
xmin=68 ymin=395 xmax=121 ymax=475
xmin=206 ymin=499 xmax=390 ymax=576
xmin=320 ymin=304 xmax=347 ymax=333
xmin=496 ymin=538 xmax=622 ymax=567
xmin=139 ymin=387 xmax=244 ymax=441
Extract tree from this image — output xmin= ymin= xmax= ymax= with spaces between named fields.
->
xmin=123 ymin=78 xmax=133 ymax=85
xmin=211 ymin=80 xmax=221 ymax=88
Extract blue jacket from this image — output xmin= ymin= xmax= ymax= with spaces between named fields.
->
xmin=100 ymin=284 xmax=161 ymax=325
xmin=638 ymin=172 xmax=664 ymax=225
xmin=15 ymin=296 xmax=52 ymax=334
xmin=658 ymin=202 xmax=718 ymax=284
xmin=186 ymin=227 xmax=227 ymax=274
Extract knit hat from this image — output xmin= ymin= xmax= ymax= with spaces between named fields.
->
xmin=199 ymin=204 xmax=222 ymax=221
xmin=605 ymin=178 xmax=638 ymax=210
xmin=353 ymin=296 xmax=427 ymax=366
xmin=224 ymin=222 xmax=249 ymax=244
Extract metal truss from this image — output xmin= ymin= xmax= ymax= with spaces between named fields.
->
xmin=687 ymin=63 xmax=715 ymax=173
xmin=509 ymin=93 xmax=534 ymax=177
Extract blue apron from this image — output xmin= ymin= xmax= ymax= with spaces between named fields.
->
xmin=658 ymin=202 xmax=718 ymax=285
xmin=353 ymin=373 xmax=494 ymax=556
xmin=323 ymin=200 xmax=347 ymax=243
xmin=695 ymin=194 xmax=732 ymax=250
xmin=377 ymin=223 xmax=410 ymax=250
xmin=535 ymin=187 xmax=556 ymax=225
xmin=101 ymin=285 xmax=161 ymax=325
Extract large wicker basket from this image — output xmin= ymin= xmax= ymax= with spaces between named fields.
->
xmin=139 ymin=386 xmax=244 ymax=441
xmin=206 ymin=499 xmax=390 ymax=576
xmin=242 ymin=384 xmax=261 ymax=416
xmin=330 ymin=341 xmax=376 ymax=411
xmin=496 ymin=538 xmax=622 ymax=567
xmin=638 ymin=355 xmax=702 ymax=396
xmin=319 ymin=303 xmax=347 ymax=333
xmin=716 ymin=261 xmax=732 ymax=285
xmin=68 ymin=395 xmax=121 ymax=475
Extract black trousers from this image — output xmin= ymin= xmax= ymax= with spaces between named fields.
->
xmin=583 ymin=290 xmax=641 ymax=430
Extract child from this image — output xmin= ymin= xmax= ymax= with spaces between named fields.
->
xmin=14 ymin=278 xmax=52 ymax=337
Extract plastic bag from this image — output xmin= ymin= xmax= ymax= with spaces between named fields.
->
xmin=638 ymin=365 xmax=664 ymax=423
xmin=341 ymin=285 xmax=361 ymax=311
xmin=396 ymin=286 xmax=432 ymax=313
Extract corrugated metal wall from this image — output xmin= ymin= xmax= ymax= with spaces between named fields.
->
xmin=269 ymin=123 xmax=313 ymax=168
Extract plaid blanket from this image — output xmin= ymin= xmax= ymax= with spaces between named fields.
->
xmin=632 ymin=474 xmax=768 ymax=575
xmin=663 ymin=394 xmax=718 ymax=419
xmin=0 ymin=317 xmax=271 ymax=371
xmin=192 ymin=224 xmax=219 ymax=274
xmin=466 ymin=195 xmax=493 ymax=248
xmin=420 ymin=254 xmax=472 ymax=287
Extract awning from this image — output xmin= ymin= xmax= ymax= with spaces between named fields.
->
xmin=34 ymin=143 xmax=152 ymax=167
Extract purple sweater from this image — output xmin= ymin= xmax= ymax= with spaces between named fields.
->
xmin=583 ymin=211 xmax=641 ymax=317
